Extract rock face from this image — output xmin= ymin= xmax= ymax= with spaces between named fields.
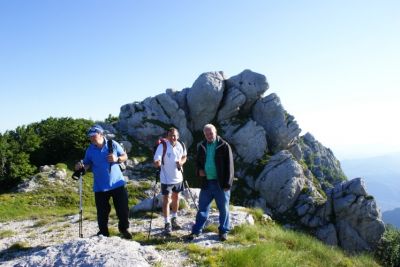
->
xmin=115 ymin=69 xmax=384 ymax=252
xmin=300 ymin=132 xmax=347 ymax=189
xmin=331 ymin=178 xmax=385 ymax=252
xmin=252 ymin=93 xmax=301 ymax=153
xmin=119 ymin=93 xmax=193 ymax=148
xmin=221 ymin=119 xmax=267 ymax=163
xmin=187 ymin=71 xmax=226 ymax=131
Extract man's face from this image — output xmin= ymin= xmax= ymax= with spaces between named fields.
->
xmin=204 ymin=128 xmax=216 ymax=143
xmin=167 ymin=130 xmax=178 ymax=145
xmin=89 ymin=132 xmax=104 ymax=146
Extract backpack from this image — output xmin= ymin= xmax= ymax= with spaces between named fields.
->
xmin=154 ymin=138 xmax=186 ymax=166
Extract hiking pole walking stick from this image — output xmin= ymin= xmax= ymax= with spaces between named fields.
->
xmin=78 ymin=170 xmax=83 ymax=238
xmin=148 ymin=169 xmax=159 ymax=240
xmin=184 ymin=180 xmax=198 ymax=212
xmin=72 ymin=160 xmax=85 ymax=238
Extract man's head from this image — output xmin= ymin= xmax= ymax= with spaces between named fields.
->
xmin=87 ymin=125 xmax=104 ymax=146
xmin=167 ymin=127 xmax=179 ymax=145
xmin=203 ymin=124 xmax=217 ymax=143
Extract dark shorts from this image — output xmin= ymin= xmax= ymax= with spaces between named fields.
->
xmin=161 ymin=182 xmax=184 ymax=195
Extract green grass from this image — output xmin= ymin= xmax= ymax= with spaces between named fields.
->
xmin=0 ymin=230 xmax=15 ymax=239
xmin=182 ymin=222 xmax=380 ymax=267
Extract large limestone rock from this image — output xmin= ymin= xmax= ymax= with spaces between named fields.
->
xmin=255 ymin=150 xmax=307 ymax=213
xmin=217 ymin=87 xmax=246 ymax=122
xmin=119 ymin=93 xmax=193 ymax=148
xmin=331 ymin=178 xmax=385 ymax=252
xmin=221 ymin=119 xmax=267 ymax=163
xmin=252 ymin=93 xmax=301 ymax=153
xmin=187 ymin=71 xmax=226 ymax=131
xmin=301 ymin=132 xmax=346 ymax=189
xmin=225 ymin=69 xmax=269 ymax=113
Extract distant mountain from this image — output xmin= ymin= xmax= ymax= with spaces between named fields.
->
xmin=383 ymin=208 xmax=400 ymax=228
xmin=341 ymin=152 xmax=400 ymax=212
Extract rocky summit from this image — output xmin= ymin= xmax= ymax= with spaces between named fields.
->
xmin=113 ymin=69 xmax=384 ymax=252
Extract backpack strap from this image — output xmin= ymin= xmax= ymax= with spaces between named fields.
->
xmin=107 ymin=139 xmax=114 ymax=153
xmin=161 ymin=139 xmax=167 ymax=165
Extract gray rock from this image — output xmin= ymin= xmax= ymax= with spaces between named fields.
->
xmin=226 ymin=69 xmax=269 ymax=113
xmin=332 ymin=178 xmax=385 ymax=252
xmin=118 ymin=93 xmax=192 ymax=149
xmin=255 ymin=150 xmax=306 ymax=213
xmin=187 ymin=71 xmax=226 ymax=131
xmin=221 ymin=119 xmax=267 ymax=163
xmin=300 ymin=132 xmax=346 ymax=188
xmin=315 ymin=224 xmax=338 ymax=246
xmin=217 ymin=87 xmax=246 ymax=122
xmin=119 ymin=141 xmax=132 ymax=154
xmin=252 ymin=93 xmax=301 ymax=153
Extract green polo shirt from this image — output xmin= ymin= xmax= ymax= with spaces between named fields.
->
xmin=205 ymin=141 xmax=217 ymax=180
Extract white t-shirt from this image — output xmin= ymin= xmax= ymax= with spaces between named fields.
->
xmin=153 ymin=140 xmax=187 ymax=184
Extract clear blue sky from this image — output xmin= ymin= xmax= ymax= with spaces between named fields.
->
xmin=1 ymin=0 xmax=399 ymax=160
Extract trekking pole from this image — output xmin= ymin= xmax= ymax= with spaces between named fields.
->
xmin=148 ymin=170 xmax=159 ymax=240
xmin=184 ymin=180 xmax=198 ymax=212
xmin=72 ymin=160 xmax=85 ymax=238
xmin=78 ymin=170 xmax=83 ymax=238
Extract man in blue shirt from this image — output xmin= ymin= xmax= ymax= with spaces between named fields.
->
xmin=75 ymin=125 xmax=131 ymax=239
xmin=187 ymin=123 xmax=234 ymax=241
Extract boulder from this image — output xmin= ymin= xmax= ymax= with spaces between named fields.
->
xmin=255 ymin=150 xmax=306 ymax=213
xmin=221 ymin=119 xmax=267 ymax=163
xmin=186 ymin=71 xmax=226 ymax=131
xmin=226 ymin=69 xmax=269 ymax=113
xmin=252 ymin=93 xmax=301 ymax=153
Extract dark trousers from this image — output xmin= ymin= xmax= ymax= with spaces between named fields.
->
xmin=95 ymin=185 xmax=129 ymax=235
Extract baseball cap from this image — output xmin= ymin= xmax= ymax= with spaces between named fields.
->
xmin=87 ymin=125 xmax=104 ymax=137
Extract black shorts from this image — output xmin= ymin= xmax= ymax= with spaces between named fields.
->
xmin=161 ymin=182 xmax=184 ymax=195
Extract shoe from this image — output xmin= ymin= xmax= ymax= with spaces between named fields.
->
xmin=184 ymin=233 xmax=198 ymax=242
xmin=219 ymin=233 xmax=227 ymax=242
xmin=171 ymin=217 xmax=182 ymax=230
xmin=164 ymin=223 xmax=172 ymax=236
xmin=97 ymin=231 xmax=109 ymax=237
xmin=120 ymin=230 xmax=132 ymax=239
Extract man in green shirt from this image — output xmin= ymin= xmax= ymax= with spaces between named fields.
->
xmin=188 ymin=123 xmax=234 ymax=241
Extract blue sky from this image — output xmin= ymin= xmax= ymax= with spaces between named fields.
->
xmin=1 ymin=1 xmax=399 ymax=160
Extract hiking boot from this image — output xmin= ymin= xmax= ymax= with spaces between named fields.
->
xmin=184 ymin=233 xmax=198 ymax=242
xmin=219 ymin=233 xmax=228 ymax=242
xmin=120 ymin=230 xmax=132 ymax=240
xmin=164 ymin=222 xmax=172 ymax=236
xmin=171 ymin=217 xmax=182 ymax=230
xmin=97 ymin=231 xmax=109 ymax=237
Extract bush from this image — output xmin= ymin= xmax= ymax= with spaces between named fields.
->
xmin=375 ymin=225 xmax=400 ymax=267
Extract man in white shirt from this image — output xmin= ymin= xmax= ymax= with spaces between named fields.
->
xmin=154 ymin=127 xmax=187 ymax=235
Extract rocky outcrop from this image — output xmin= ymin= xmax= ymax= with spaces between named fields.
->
xmin=331 ymin=178 xmax=385 ymax=252
xmin=187 ymin=71 xmax=226 ymax=131
xmin=301 ymin=132 xmax=347 ymax=189
xmin=221 ymin=119 xmax=267 ymax=163
xmin=115 ymin=69 xmax=384 ymax=252
xmin=225 ymin=69 xmax=269 ymax=114
xmin=252 ymin=93 xmax=301 ymax=153
xmin=119 ymin=93 xmax=193 ymax=148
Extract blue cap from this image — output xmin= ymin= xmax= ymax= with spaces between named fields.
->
xmin=87 ymin=125 xmax=104 ymax=137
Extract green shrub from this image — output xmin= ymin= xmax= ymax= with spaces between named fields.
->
xmin=375 ymin=225 xmax=400 ymax=267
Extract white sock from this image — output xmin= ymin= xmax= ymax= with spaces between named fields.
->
xmin=171 ymin=212 xmax=177 ymax=219
xmin=164 ymin=216 xmax=170 ymax=224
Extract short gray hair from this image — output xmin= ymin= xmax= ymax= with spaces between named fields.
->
xmin=203 ymin=124 xmax=217 ymax=133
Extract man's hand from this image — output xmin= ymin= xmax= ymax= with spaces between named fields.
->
xmin=154 ymin=160 xmax=161 ymax=168
xmin=198 ymin=170 xmax=206 ymax=177
xmin=107 ymin=153 xmax=117 ymax=163
xmin=75 ymin=161 xmax=84 ymax=171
